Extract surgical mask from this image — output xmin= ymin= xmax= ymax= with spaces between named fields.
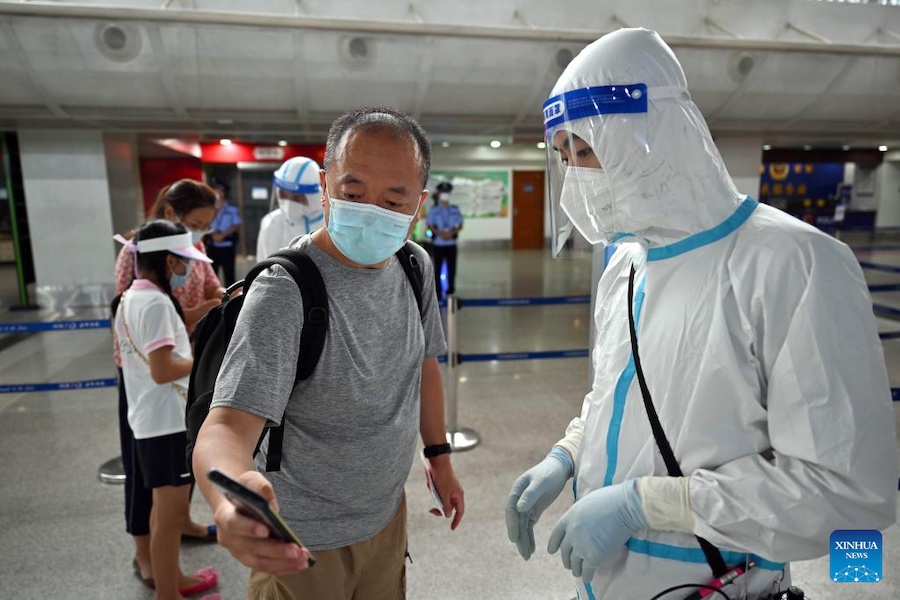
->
xmin=559 ymin=166 xmax=619 ymax=245
xmin=439 ymin=193 xmax=451 ymax=203
xmin=279 ymin=198 xmax=323 ymax=228
xmin=188 ymin=229 xmax=210 ymax=244
xmin=326 ymin=198 xmax=415 ymax=265
xmin=170 ymin=261 xmax=191 ymax=289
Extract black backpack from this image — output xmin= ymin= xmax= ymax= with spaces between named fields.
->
xmin=185 ymin=242 xmax=426 ymax=474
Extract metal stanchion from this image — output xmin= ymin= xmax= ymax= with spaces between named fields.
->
xmin=444 ymin=294 xmax=479 ymax=451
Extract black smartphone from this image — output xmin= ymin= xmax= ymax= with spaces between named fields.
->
xmin=207 ymin=468 xmax=315 ymax=565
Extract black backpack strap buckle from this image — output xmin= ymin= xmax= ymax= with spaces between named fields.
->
xmin=307 ymin=306 xmax=328 ymax=324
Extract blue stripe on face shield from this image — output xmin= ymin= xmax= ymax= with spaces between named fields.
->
xmin=276 ymin=181 xmax=320 ymax=194
xmin=603 ymin=275 xmax=646 ymax=487
xmin=543 ymin=84 xmax=648 ymax=131
xmin=276 ymin=159 xmax=321 ymax=194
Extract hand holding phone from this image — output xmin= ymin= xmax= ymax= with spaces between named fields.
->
xmin=207 ymin=468 xmax=315 ymax=566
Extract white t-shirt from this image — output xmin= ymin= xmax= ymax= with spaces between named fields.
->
xmin=115 ymin=279 xmax=191 ymax=439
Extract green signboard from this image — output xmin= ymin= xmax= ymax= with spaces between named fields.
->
xmin=428 ymin=170 xmax=510 ymax=218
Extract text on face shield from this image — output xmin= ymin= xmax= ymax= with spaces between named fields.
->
xmin=543 ymin=100 xmax=564 ymax=125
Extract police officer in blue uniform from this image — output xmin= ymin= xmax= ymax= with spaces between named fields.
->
xmin=425 ymin=181 xmax=464 ymax=298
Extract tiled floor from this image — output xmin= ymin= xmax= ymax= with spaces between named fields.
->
xmin=0 ymin=240 xmax=898 ymax=599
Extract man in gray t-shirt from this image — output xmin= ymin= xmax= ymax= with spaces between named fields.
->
xmin=193 ymin=107 xmax=465 ymax=600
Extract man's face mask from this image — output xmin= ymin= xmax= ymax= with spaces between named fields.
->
xmin=326 ymin=198 xmax=415 ymax=265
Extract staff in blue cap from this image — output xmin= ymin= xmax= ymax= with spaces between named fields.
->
xmin=257 ymin=156 xmax=324 ymax=260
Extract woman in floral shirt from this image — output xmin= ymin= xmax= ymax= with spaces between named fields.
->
xmin=113 ymin=179 xmax=226 ymax=586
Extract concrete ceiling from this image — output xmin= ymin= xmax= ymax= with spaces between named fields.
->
xmin=1 ymin=0 xmax=900 ymax=149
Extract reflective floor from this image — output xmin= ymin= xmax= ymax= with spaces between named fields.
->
xmin=0 ymin=239 xmax=898 ymax=599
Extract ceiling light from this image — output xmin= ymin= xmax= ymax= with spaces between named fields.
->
xmin=219 ymin=138 xmax=232 ymax=146
xmin=278 ymin=140 xmax=288 ymax=147
xmin=490 ymin=140 xmax=502 ymax=148
xmin=762 ymin=144 xmax=772 ymax=151
xmin=537 ymin=141 xmax=547 ymax=149
xmin=879 ymin=145 xmax=889 ymax=152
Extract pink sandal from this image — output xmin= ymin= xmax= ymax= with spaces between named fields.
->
xmin=178 ymin=566 xmax=219 ymax=597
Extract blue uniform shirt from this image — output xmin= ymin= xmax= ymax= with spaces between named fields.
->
xmin=426 ymin=204 xmax=464 ymax=247
xmin=210 ymin=202 xmax=242 ymax=248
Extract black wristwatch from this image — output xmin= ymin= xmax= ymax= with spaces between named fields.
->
xmin=423 ymin=443 xmax=453 ymax=458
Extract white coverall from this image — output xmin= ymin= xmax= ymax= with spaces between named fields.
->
xmin=540 ymin=28 xmax=898 ymax=600
xmin=256 ymin=208 xmax=323 ymax=260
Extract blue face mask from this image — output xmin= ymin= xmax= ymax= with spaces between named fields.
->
xmin=189 ymin=229 xmax=209 ymax=245
xmin=170 ymin=261 xmax=191 ymax=289
xmin=326 ymin=198 xmax=415 ymax=265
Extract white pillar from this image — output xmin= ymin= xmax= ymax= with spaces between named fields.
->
xmin=875 ymin=153 xmax=900 ymax=229
xmin=104 ymin=132 xmax=144 ymax=238
xmin=18 ymin=130 xmax=116 ymax=308
xmin=715 ymin=135 xmax=763 ymax=199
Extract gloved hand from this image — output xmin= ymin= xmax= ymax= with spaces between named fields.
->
xmin=547 ymin=478 xmax=647 ymax=583
xmin=505 ymin=447 xmax=573 ymax=560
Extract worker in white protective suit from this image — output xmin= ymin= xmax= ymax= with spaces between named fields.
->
xmin=256 ymin=156 xmax=324 ymax=260
xmin=506 ymin=28 xmax=897 ymax=600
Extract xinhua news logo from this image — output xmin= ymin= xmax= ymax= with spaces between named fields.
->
xmin=830 ymin=530 xmax=882 ymax=583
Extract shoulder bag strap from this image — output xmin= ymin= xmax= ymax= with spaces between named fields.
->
xmin=627 ymin=264 xmax=729 ymax=578
xmin=119 ymin=291 xmax=188 ymax=401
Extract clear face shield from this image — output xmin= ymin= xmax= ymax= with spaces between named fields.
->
xmin=544 ymin=84 xmax=651 ymax=256
xmin=271 ymin=182 xmax=323 ymax=227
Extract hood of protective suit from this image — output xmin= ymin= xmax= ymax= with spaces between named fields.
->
xmin=547 ymin=28 xmax=742 ymax=248
xmin=271 ymin=155 xmax=323 ymax=227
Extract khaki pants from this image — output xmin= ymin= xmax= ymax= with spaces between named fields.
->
xmin=248 ymin=496 xmax=407 ymax=600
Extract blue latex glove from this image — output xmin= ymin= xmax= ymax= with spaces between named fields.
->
xmin=505 ymin=448 xmax=573 ymax=560
xmin=547 ymin=479 xmax=647 ymax=583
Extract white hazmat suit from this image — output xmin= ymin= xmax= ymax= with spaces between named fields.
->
xmin=507 ymin=28 xmax=897 ymax=600
xmin=257 ymin=156 xmax=324 ymax=260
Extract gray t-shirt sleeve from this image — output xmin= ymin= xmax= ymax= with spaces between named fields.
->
xmin=211 ymin=265 xmax=302 ymax=425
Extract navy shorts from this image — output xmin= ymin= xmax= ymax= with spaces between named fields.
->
xmin=134 ymin=431 xmax=193 ymax=489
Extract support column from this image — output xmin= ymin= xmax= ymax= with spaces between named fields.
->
xmin=104 ymin=132 xmax=144 ymax=237
xmin=875 ymin=152 xmax=900 ymax=229
xmin=18 ymin=130 xmax=116 ymax=309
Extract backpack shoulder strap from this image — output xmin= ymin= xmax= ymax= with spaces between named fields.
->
xmin=247 ymin=247 xmax=329 ymax=472
xmin=267 ymin=248 xmax=329 ymax=382
xmin=241 ymin=249 xmax=329 ymax=383
xmin=396 ymin=242 xmax=424 ymax=317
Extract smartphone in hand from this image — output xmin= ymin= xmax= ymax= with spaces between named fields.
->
xmin=207 ymin=468 xmax=315 ymax=566
xmin=419 ymin=452 xmax=446 ymax=517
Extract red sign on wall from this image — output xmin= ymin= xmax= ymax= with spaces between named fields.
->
xmin=139 ymin=157 xmax=203 ymax=216
xmin=200 ymin=142 xmax=326 ymax=165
